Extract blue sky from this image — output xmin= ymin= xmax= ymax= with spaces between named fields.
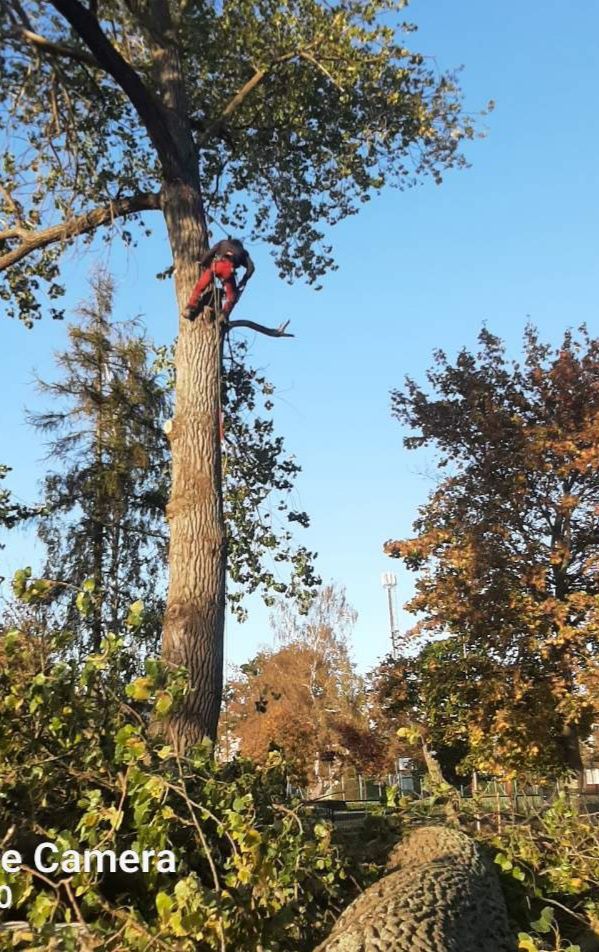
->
xmin=1 ymin=0 xmax=598 ymax=674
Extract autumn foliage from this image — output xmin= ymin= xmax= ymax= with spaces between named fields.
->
xmin=222 ymin=587 xmax=385 ymax=787
xmin=385 ymin=327 xmax=599 ymax=781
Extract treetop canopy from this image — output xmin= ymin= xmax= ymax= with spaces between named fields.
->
xmin=1 ymin=0 xmax=485 ymax=322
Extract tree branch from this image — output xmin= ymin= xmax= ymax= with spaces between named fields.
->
xmin=225 ymin=318 xmax=294 ymax=339
xmin=1 ymin=0 xmax=33 ymax=30
xmin=199 ymin=51 xmax=299 ymax=144
xmin=297 ymin=50 xmax=344 ymax=91
xmin=48 ymin=0 xmax=183 ymax=176
xmin=199 ymin=43 xmax=340 ymax=145
xmin=4 ymin=26 xmax=99 ymax=67
xmin=0 ymin=192 xmax=160 ymax=271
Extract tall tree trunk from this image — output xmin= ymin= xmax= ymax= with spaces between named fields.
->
xmin=130 ymin=5 xmax=227 ymax=749
xmin=91 ymin=325 xmax=105 ymax=651
xmin=421 ymin=738 xmax=460 ymax=823
xmin=160 ymin=181 xmax=226 ymax=749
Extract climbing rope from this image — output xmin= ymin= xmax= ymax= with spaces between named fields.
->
xmin=210 ymin=285 xmax=226 ymax=454
xmin=213 ymin=282 xmax=230 ymax=763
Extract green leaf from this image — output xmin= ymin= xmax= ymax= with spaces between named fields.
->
xmin=29 ymin=893 xmax=57 ymax=928
xmin=76 ymin=591 xmax=91 ymax=617
xmin=156 ymin=891 xmax=174 ymax=921
xmin=126 ymin=599 xmax=145 ymax=628
xmin=517 ymin=935 xmax=539 ymax=952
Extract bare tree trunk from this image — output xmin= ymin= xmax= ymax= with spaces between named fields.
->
xmin=421 ymin=739 xmax=460 ymax=823
xmin=160 ymin=183 xmax=226 ymax=748
xmin=421 ymin=740 xmax=446 ymax=787
xmin=125 ymin=1 xmax=226 ymax=748
xmin=91 ymin=327 xmax=105 ymax=651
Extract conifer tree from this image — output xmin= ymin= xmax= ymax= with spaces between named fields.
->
xmin=30 ymin=270 xmax=170 ymax=653
xmin=30 ymin=275 xmax=319 ymax=657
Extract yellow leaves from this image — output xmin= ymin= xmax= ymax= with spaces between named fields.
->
xmin=397 ymin=725 xmax=421 ymax=746
xmin=517 ymin=934 xmax=539 ymax=952
xmin=154 ymin=691 xmax=173 ymax=718
xmin=469 ymin=725 xmax=485 ymax=745
xmin=574 ymin=443 xmax=599 ymax=472
xmin=384 ymin=527 xmax=452 ymax=561
xmin=126 ymin=676 xmax=153 ymax=701
xmin=523 ymin=565 xmax=548 ymax=593
xmin=236 ymin=864 xmax=252 ymax=885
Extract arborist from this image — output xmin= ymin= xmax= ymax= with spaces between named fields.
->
xmin=181 ymin=237 xmax=255 ymax=322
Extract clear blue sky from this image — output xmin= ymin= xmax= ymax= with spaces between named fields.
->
xmin=1 ymin=0 xmax=598 ymax=674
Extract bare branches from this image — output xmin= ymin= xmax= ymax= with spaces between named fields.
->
xmin=225 ymin=318 xmax=293 ymax=338
xmin=0 ymin=192 xmax=160 ymax=271
xmin=4 ymin=25 xmax=99 ymax=67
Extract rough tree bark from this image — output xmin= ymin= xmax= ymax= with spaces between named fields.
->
xmin=161 ymin=183 xmax=226 ymax=748
xmin=25 ymin=0 xmax=227 ymax=748
xmin=149 ymin=5 xmax=226 ymax=748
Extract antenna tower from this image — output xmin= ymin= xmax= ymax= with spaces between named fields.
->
xmin=381 ymin=572 xmax=402 ymax=658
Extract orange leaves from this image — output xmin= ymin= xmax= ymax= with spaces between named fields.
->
xmin=384 ymin=527 xmax=452 ymax=565
xmin=384 ymin=328 xmax=599 ymax=779
xmin=221 ymin=587 xmax=374 ymax=785
xmin=383 ymin=538 xmax=407 ymax=558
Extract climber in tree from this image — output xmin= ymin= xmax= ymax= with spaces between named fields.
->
xmin=181 ymin=238 xmax=255 ymax=321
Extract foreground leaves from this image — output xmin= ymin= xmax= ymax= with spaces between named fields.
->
xmin=0 ymin=611 xmax=352 ymax=950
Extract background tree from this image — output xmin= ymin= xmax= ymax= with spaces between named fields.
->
xmin=29 ymin=269 xmax=170 ymax=654
xmin=28 ymin=277 xmax=319 ymax=657
xmin=219 ymin=336 xmax=321 ymax=620
xmin=222 ymin=585 xmax=378 ymax=787
xmin=0 ymin=0 xmax=482 ymax=745
xmin=369 ymin=642 xmax=486 ymax=786
xmin=385 ymin=326 xmax=599 ymax=783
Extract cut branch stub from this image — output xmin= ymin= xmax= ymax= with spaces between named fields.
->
xmin=225 ymin=318 xmax=294 ymax=338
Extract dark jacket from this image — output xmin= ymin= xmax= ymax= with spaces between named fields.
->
xmin=199 ymin=239 xmax=255 ymax=286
